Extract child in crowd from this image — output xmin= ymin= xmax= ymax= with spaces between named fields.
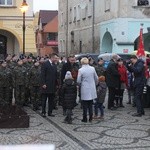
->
xmin=126 ymin=70 xmax=134 ymax=104
xmin=61 ymin=71 xmax=77 ymax=124
xmin=93 ymin=76 xmax=107 ymax=119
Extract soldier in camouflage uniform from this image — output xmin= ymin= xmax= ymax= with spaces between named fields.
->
xmin=95 ymin=58 xmax=106 ymax=77
xmin=13 ymin=59 xmax=27 ymax=106
xmin=23 ymin=56 xmax=33 ymax=105
xmin=10 ymin=55 xmax=18 ymax=70
xmin=28 ymin=61 xmax=41 ymax=111
xmin=6 ymin=55 xmax=18 ymax=102
xmin=53 ymin=55 xmax=62 ymax=109
xmin=0 ymin=61 xmax=12 ymax=105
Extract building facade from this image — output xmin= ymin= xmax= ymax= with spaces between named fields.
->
xmin=58 ymin=0 xmax=150 ymax=56
xmin=36 ymin=10 xmax=58 ymax=56
xmin=0 ymin=0 xmax=36 ymax=59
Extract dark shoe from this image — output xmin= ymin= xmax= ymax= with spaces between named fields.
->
xmin=81 ymin=119 xmax=87 ymax=123
xmin=48 ymin=113 xmax=55 ymax=117
xmin=63 ymin=110 xmax=66 ymax=116
xmin=33 ymin=108 xmax=36 ymax=111
xmin=132 ymin=113 xmax=142 ymax=117
xmin=110 ymin=107 xmax=117 ymax=110
xmin=63 ymin=119 xmax=68 ymax=124
xmin=141 ymin=111 xmax=145 ymax=115
xmin=42 ymin=113 xmax=46 ymax=117
xmin=54 ymin=106 xmax=58 ymax=110
xmin=132 ymin=104 xmax=136 ymax=107
xmin=75 ymin=103 xmax=78 ymax=106
xmin=68 ymin=119 xmax=72 ymax=124
xmin=37 ymin=107 xmax=41 ymax=110
xmin=119 ymin=104 xmax=125 ymax=108
xmin=89 ymin=119 xmax=92 ymax=123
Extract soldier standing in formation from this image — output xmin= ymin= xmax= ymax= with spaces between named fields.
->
xmin=13 ymin=59 xmax=27 ymax=106
xmin=0 ymin=61 xmax=12 ymax=105
xmin=29 ymin=60 xmax=41 ymax=111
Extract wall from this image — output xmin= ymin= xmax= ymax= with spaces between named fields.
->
xmin=58 ymin=0 xmax=150 ymax=56
xmin=0 ymin=0 xmax=36 ymax=54
xmin=100 ymin=18 xmax=150 ymax=54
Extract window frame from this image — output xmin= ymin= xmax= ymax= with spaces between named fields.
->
xmin=0 ymin=0 xmax=13 ymax=6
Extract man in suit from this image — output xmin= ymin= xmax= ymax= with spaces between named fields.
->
xmin=41 ymin=53 xmax=58 ymax=117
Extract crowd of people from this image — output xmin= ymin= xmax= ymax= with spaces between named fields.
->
xmin=0 ymin=53 xmax=150 ymax=124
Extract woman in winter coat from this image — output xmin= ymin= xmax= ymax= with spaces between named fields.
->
xmin=61 ymin=71 xmax=77 ymax=124
xmin=77 ymin=57 xmax=98 ymax=123
xmin=116 ymin=58 xmax=128 ymax=107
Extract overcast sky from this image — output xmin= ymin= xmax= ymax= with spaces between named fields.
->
xmin=33 ymin=0 xmax=58 ymax=12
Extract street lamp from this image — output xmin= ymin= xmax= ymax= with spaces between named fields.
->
xmin=20 ymin=0 xmax=28 ymax=55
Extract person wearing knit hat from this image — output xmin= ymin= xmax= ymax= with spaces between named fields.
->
xmin=61 ymin=70 xmax=77 ymax=124
xmin=65 ymin=71 xmax=73 ymax=80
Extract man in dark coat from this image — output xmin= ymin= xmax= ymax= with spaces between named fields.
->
xmin=127 ymin=55 xmax=145 ymax=117
xmin=61 ymin=55 xmax=79 ymax=84
xmin=106 ymin=54 xmax=120 ymax=110
xmin=60 ymin=55 xmax=79 ymax=114
xmin=41 ymin=53 xmax=58 ymax=117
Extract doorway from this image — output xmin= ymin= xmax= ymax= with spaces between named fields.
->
xmin=0 ymin=34 xmax=7 ymax=60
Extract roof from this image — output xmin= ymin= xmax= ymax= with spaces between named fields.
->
xmin=43 ymin=15 xmax=58 ymax=33
xmin=38 ymin=10 xmax=58 ymax=25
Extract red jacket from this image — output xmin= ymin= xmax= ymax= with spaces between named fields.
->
xmin=118 ymin=65 xmax=128 ymax=86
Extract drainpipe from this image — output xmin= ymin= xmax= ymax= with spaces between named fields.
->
xmin=92 ymin=0 xmax=95 ymax=53
xmin=66 ymin=0 xmax=69 ymax=57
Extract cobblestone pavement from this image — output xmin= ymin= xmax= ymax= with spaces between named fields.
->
xmin=0 ymin=91 xmax=150 ymax=150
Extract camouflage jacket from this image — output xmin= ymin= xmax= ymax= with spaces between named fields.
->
xmin=13 ymin=65 xmax=27 ymax=86
xmin=95 ymin=64 xmax=106 ymax=77
xmin=0 ymin=67 xmax=12 ymax=87
xmin=28 ymin=65 xmax=41 ymax=87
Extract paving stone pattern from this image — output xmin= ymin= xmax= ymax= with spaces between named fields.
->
xmin=0 ymin=91 xmax=150 ymax=150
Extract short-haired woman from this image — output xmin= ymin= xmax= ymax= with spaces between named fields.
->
xmin=77 ymin=57 xmax=98 ymax=122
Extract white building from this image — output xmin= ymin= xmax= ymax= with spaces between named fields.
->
xmin=58 ymin=0 xmax=150 ymax=56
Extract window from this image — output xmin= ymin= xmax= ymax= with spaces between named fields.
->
xmin=60 ymin=40 xmax=63 ymax=53
xmin=87 ymin=0 xmax=92 ymax=17
xmin=47 ymin=33 xmax=58 ymax=41
xmin=69 ymin=8 xmax=72 ymax=23
xmin=137 ymin=0 xmax=149 ymax=6
xmin=80 ymin=2 xmax=87 ymax=20
xmin=73 ymin=7 xmax=77 ymax=22
xmin=60 ymin=12 xmax=64 ymax=27
xmin=81 ymin=4 xmax=87 ymax=20
xmin=60 ymin=40 xmax=65 ymax=53
xmin=0 ymin=0 xmax=13 ymax=6
xmin=77 ymin=5 xmax=81 ymax=21
xmin=63 ymin=40 xmax=65 ymax=53
xmin=105 ymin=0 xmax=111 ymax=12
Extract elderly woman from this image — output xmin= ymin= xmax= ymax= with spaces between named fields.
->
xmin=77 ymin=57 xmax=98 ymax=122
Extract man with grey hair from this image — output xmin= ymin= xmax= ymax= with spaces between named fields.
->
xmin=106 ymin=54 xmax=120 ymax=110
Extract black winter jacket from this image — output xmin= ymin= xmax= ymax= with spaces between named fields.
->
xmin=61 ymin=79 xmax=77 ymax=109
xmin=127 ymin=59 xmax=146 ymax=87
xmin=106 ymin=59 xmax=120 ymax=88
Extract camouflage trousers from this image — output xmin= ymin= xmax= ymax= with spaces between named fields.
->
xmin=14 ymin=85 xmax=26 ymax=106
xmin=0 ymin=87 xmax=12 ymax=105
xmin=30 ymin=86 xmax=41 ymax=110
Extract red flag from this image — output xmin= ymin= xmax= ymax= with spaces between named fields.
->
xmin=136 ymin=28 xmax=145 ymax=57
xmin=136 ymin=27 xmax=149 ymax=78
